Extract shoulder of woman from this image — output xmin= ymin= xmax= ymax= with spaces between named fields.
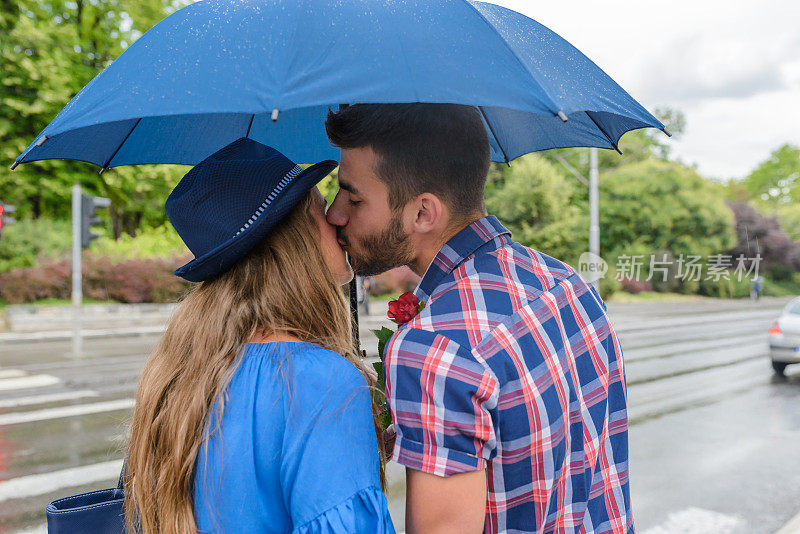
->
xmin=281 ymin=344 xmax=370 ymax=410
xmin=288 ymin=344 xmax=367 ymax=387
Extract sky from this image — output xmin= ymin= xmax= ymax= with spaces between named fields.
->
xmin=495 ymin=0 xmax=800 ymax=181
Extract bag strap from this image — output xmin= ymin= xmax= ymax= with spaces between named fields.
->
xmin=117 ymin=453 xmax=128 ymax=490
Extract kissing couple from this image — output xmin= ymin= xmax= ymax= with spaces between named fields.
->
xmin=123 ymin=103 xmax=632 ymax=534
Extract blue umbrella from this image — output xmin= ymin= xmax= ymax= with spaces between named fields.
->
xmin=11 ymin=0 xmax=667 ymax=170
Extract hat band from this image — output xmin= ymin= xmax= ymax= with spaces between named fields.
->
xmin=233 ymin=164 xmax=304 ymax=237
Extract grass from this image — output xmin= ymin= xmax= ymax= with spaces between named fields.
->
xmin=605 ymin=291 xmax=712 ymax=303
xmin=0 ymin=297 xmax=115 ymax=310
xmin=764 ymin=278 xmax=800 ymax=297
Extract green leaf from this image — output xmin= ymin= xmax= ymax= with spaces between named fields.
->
xmin=372 ymin=361 xmax=385 ymax=388
xmin=371 ymin=326 xmax=395 ymax=360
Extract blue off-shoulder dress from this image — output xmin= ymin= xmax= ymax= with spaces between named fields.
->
xmin=193 ymin=341 xmax=395 ymax=533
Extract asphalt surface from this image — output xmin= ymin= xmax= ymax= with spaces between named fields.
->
xmin=0 ymin=296 xmax=798 ymax=533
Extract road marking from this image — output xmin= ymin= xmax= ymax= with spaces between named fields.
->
xmin=0 ymin=374 xmax=60 ymax=391
xmin=641 ymin=507 xmax=745 ymax=534
xmin=0 ymin=369 xmax=26 ymax=379
xmin=16 ymin=356 xmax=147 ymax=375
xmin=0 ymin=325 xmax=165 ymax=343
xmin=0 ymin=399 xmax=134 ymax=426
xmin=0 ymin=459 xmax=123 ymax=502
xmin=0 ymin=390 xmax=99 ymax=409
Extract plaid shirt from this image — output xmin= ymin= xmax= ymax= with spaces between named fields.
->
xmin=384 ymin=216 xmax=633 ymax=534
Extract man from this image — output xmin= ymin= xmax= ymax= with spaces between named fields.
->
xmin=325 ymin=103 xmax=632 ymax=534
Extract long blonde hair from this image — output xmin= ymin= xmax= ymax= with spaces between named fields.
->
xmin=124 ymin=192 xmax=386 ymax=533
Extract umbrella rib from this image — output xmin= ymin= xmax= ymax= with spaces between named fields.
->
xmin=462 ymin=1 xmax=562 ymax=117
xmin=99 ymin=118 xmax=142 ymax=173
xmin=479 ymin=106 xmax=511 ymax=167
xmin=585 ymin=112 xmax=622 ymax=155
xmin=245 ymin=114 xmax=255 ymax=138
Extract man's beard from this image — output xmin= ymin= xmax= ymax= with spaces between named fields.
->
xmin=343 ymin=213 xmax=414 ymax=277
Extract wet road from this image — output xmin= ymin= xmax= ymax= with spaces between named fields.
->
xmin=1 ymin=297 xmax=799 ymax=533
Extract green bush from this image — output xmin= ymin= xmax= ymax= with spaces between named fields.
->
xmin=0 ymin=218 xmax=72 ymax=272
xmin=775 ymin=204 xmax=800 ymax=242
xmin=762 ymin=272 xmax=800 ymax=297
xmin=485 ymin=154 xmax=587 ymax=265
xmin=93 ymin=223 xmax=186 ymax=260
xmin=600 ymin=161 xmax=737 ymax=269
xmin=697 ymin=274 xmax=752 ymax=298
xmin=0 ymin=218 xmax=188 ymax=273
xmin=766 ymin=263 xmax=796 ymax=282
xmin=598 ymin=263 xmax=620 ymax=301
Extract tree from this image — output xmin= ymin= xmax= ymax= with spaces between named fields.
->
xmin=741 ymin=144 xmax=800 ymax=207
xmin=775 ymin=204 xmax=800 ymax=242
xmin=727 ymin=201 xmax=800 ymax=272
xmin=599 ymin=160 xmax=737 ymax=291
xmin=485 ymin=154 xmax=587 ymax=265
xmin=1 ymin=0 xmax=187 ymax=233
xmin=540 ymin=106 xmax=686 ymax=178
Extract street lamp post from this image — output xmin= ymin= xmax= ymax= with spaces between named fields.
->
xmin=589 ymin=147 xmax=600 ymax=291
xmin=554 ymin=148 xmax=601 ymax=291
xmin=72 ymin=184 xmax=82 ymax=358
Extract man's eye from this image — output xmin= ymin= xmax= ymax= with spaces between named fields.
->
xmin=348 ymin=198 xmax=361 ymax=206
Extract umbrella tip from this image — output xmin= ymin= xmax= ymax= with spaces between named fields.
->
xmin=9 ymin=161 xmax=19 ymax=170
xmin=557 ymin=111 xmax=568 ymax=123
xmin=662 ymin=127 xmax=673 ymax=138
xmin=271 ymin=108 xmax=279 ymax=122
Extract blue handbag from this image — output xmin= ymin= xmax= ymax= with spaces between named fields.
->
xmin=45 ymin=457 xmax=127 ymax=533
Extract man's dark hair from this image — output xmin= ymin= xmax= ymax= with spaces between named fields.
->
xmin=325 ymin=103 xmax=491 ymax=219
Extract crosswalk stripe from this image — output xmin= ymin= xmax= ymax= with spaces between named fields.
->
xmin=0 ymin=369 xmax=26 ymax=379
xmin=0 ymin=399 xmax=134 ymax=426
xmin=0 ymin=459 xmax=123 ymax=502
xmin=0 ymin=374 xmax=60 ymax=391
xmin=0 ymin=390 xmax=99 ymax=409
xmin=641 ymin=507 xmax=744 ymax=534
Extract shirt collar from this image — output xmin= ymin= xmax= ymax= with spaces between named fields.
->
xmin=414 ymin=215 xmax=511 ymax=301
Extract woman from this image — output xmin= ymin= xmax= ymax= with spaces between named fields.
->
xmin=124 ymin=138 xmax=394 ymax=533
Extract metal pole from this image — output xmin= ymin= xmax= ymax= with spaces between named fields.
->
xmin=349 ymin=272 xmax=361 ymax=356
xmin=71 ymin=184 xmax=82 ymax=358
xmin=589 ymin=147 xmax=600 ymax=291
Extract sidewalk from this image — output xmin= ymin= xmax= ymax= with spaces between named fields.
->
xmin=1 ymin=302 xmax=177 ymax=333
xmin=0 ymin=300 xmax=391 ymax=345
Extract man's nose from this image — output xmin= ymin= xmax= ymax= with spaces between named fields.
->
xmin=326 ymin=191 xmax=348 ymax=227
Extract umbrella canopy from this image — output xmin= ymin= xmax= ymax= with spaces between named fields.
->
xmin=12 ymin=0 xmax=666 ymax=170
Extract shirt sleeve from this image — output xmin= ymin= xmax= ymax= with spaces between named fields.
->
xmin=279 ymin=349 xmax=395 ymax=534
xmin=384 ymin=327 xmax=499 ymax=477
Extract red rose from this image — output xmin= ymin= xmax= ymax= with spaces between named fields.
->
xmin=387 ymin=291 xmax=422 ymax=325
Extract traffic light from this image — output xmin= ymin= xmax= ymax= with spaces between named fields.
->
xmin=80 ymin=194 xmax=110 ymax=248
xmin=0 ymin=202 xmax=15 ymax=239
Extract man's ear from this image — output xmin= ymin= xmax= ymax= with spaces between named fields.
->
xmin=407 ymin=193 xmax=447 ymax=235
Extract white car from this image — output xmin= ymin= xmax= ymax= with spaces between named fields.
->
xmin=769 ymin=296 xmax=800 ymax=376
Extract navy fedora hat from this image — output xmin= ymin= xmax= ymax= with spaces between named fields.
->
xmin=166 ymin=137 xmax=337 ymax=282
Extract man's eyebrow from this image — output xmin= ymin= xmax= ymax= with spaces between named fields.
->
xmin=338 ymin=179 xmax=359 ymax=195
